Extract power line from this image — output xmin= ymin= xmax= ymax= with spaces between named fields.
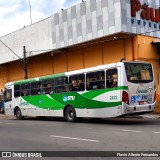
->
xmin=27 ymin=49 xmax=53 ymax=53
xmin=0 ymin=39 xmax=21 ymax=59
xmin=0 ymin=40 xmax=28 ymax=79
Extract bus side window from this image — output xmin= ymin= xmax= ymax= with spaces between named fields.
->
xmin=14 ymin=84 xmax=21 ymax=97
xmin=31 ymin=81 xmax=42 ymax=95
xmin=69 ymin=74 xmax=85 ymax=92
xmin=4 ymin=89 xmax=12 ymax=102
xmin=106 ymin=69 xmax=118 ymax=88
xmin=21 ymin=83 xmax=31 ymax=96
xmin=48 ymin=79 xmax=54 ymax=94
xmin=86 ymin=71 xmax=105 ymax=90
xmin=42 ymin=79 xmax=54 ymax=94
xmin=55 ymin=77 xmax=68 ymax=93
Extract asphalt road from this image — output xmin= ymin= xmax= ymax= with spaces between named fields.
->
xmin=0 ymin=116 xmax=160 ymax=160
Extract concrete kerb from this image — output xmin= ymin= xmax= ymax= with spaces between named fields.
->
xmin=141 ymin=113 xmax=160 ymax=120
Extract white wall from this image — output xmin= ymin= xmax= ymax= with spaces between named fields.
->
xmin=0 ymin=18 xmax=52 ymax=64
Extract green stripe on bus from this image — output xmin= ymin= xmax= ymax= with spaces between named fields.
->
xmin=22 ymin=90 xmax=123 ymax=110
xmin=82 ymin=86 xmax=128 ymax=99
xmin=14 ymin=73 xmax=65 ymax=85
xmin=39 ymin=73 xmax=65 ymax=80
xmin=22 ymin=95 xmax=64 ymax=110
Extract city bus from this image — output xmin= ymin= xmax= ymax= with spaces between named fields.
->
xmin=4 ymin=61 xmax=156 ymax=122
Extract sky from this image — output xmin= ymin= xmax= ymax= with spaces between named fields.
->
xmin=0 ymin=0 xmax=82 ymax=37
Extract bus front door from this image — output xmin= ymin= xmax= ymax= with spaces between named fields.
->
xmin=4 ymin=88 xmax=13 ymax=115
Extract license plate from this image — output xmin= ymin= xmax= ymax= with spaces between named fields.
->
xmin=138 ymin=101 xmax=144 ymax=105
xmin=131 ymin=95 xmax=148 ymax=103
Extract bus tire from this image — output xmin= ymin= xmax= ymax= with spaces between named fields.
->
xmin=65 ymin=106 xmax=76 ymax=122
xmin=15 ymin=108 xmax=24 ymax=120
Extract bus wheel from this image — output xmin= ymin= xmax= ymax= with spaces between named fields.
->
xmin=15 ymin=108 xmax=23 ymax=120
xmin=65 ymin=106 xmax=76 ymax=122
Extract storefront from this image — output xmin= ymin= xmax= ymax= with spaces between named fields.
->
xmin=0 ymin=0 xmax=160 ymax=111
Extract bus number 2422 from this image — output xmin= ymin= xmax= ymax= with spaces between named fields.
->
xmin=110 ymin=96 xmax=117 ymax=100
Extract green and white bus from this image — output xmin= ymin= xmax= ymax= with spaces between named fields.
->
xmin=4 ymin=61 xmax=156 ymax=122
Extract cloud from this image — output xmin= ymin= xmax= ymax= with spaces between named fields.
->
xmin=0 ymin=0 xmax=21 ymax=6
xmin=0 ymin=0 xmax=82 ymax=37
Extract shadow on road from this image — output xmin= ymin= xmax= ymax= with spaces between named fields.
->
xmin=10 ymin=116 xmax=159 ymax=126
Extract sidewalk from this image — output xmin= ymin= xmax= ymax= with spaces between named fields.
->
xmin=140 ymin=112 xmax=160 ymax=119
xmin=0 ymin=114 xmax=15 ymax=119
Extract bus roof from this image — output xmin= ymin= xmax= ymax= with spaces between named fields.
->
xmin=65 ymin=62 xmax=123 ymax=76
xmin=13 ymin=73 xmax=65 ymax=85
xmin=5 ymin=61 xmax=151 ymax=86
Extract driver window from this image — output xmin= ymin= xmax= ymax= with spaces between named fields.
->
xmin=4 ymin=89 xmax=12 ymax=102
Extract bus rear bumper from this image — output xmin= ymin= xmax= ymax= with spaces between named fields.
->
xmin=122 ymin=101 xmax=156 ymax=115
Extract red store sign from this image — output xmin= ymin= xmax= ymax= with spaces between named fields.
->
xmin=131 ymin=0 xmax=160 ymax=23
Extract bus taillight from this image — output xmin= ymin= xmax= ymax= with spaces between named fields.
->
xmin=122 ymin=91 xmax=129 ymax=105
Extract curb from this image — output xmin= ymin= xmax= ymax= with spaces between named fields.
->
xmin=140 ymin=114 xmax=160 ymax=120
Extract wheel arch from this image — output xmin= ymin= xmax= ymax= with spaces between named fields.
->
xmin=63 ymin=104 xmax=73 ymax=117
xmin=14 ymin=106 xmax=20 ymax=115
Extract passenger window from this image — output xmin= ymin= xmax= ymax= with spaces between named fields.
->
xmin=106 ymin=69 xmax=118 ymax=88
xmin=42 ymin=79 xmax=54 ymax=94
xmin=21 ymin=83 xmax=31 ymax=96
xmin=69 ymin=74 xmax=85 ymax=92
xmin=86 ymin=71 xmax=105 ymax=90
xmin=4 ymin=89 xmax=12 ymax=102
xmin=55 ymin=77 xmax=68 ymax=93
xmin=31 ymin=81 xmax=42 ymax=95
xmin=14 ymin=84 xmax=21 ymax=97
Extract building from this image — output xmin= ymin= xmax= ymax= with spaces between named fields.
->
xmin=0 ymin=0 xmax=160 ymax=111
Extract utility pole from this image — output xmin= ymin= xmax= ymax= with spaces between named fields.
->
xmin=29 ymin=0 xmax=32 ymax=25
xmin=23 ymin=46 xmax=28 ymax=79
xmin=20 ymin=46 xmax=28 ymax=79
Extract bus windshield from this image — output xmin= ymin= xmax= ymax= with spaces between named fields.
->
xmin=124 ymin=62 xmax=153 ymax=83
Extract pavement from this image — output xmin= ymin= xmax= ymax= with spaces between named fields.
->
xmin=0 ymin=114 xmax=15 ymax=119
xmin=140 ymin=112 xmax=160 ymax=119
